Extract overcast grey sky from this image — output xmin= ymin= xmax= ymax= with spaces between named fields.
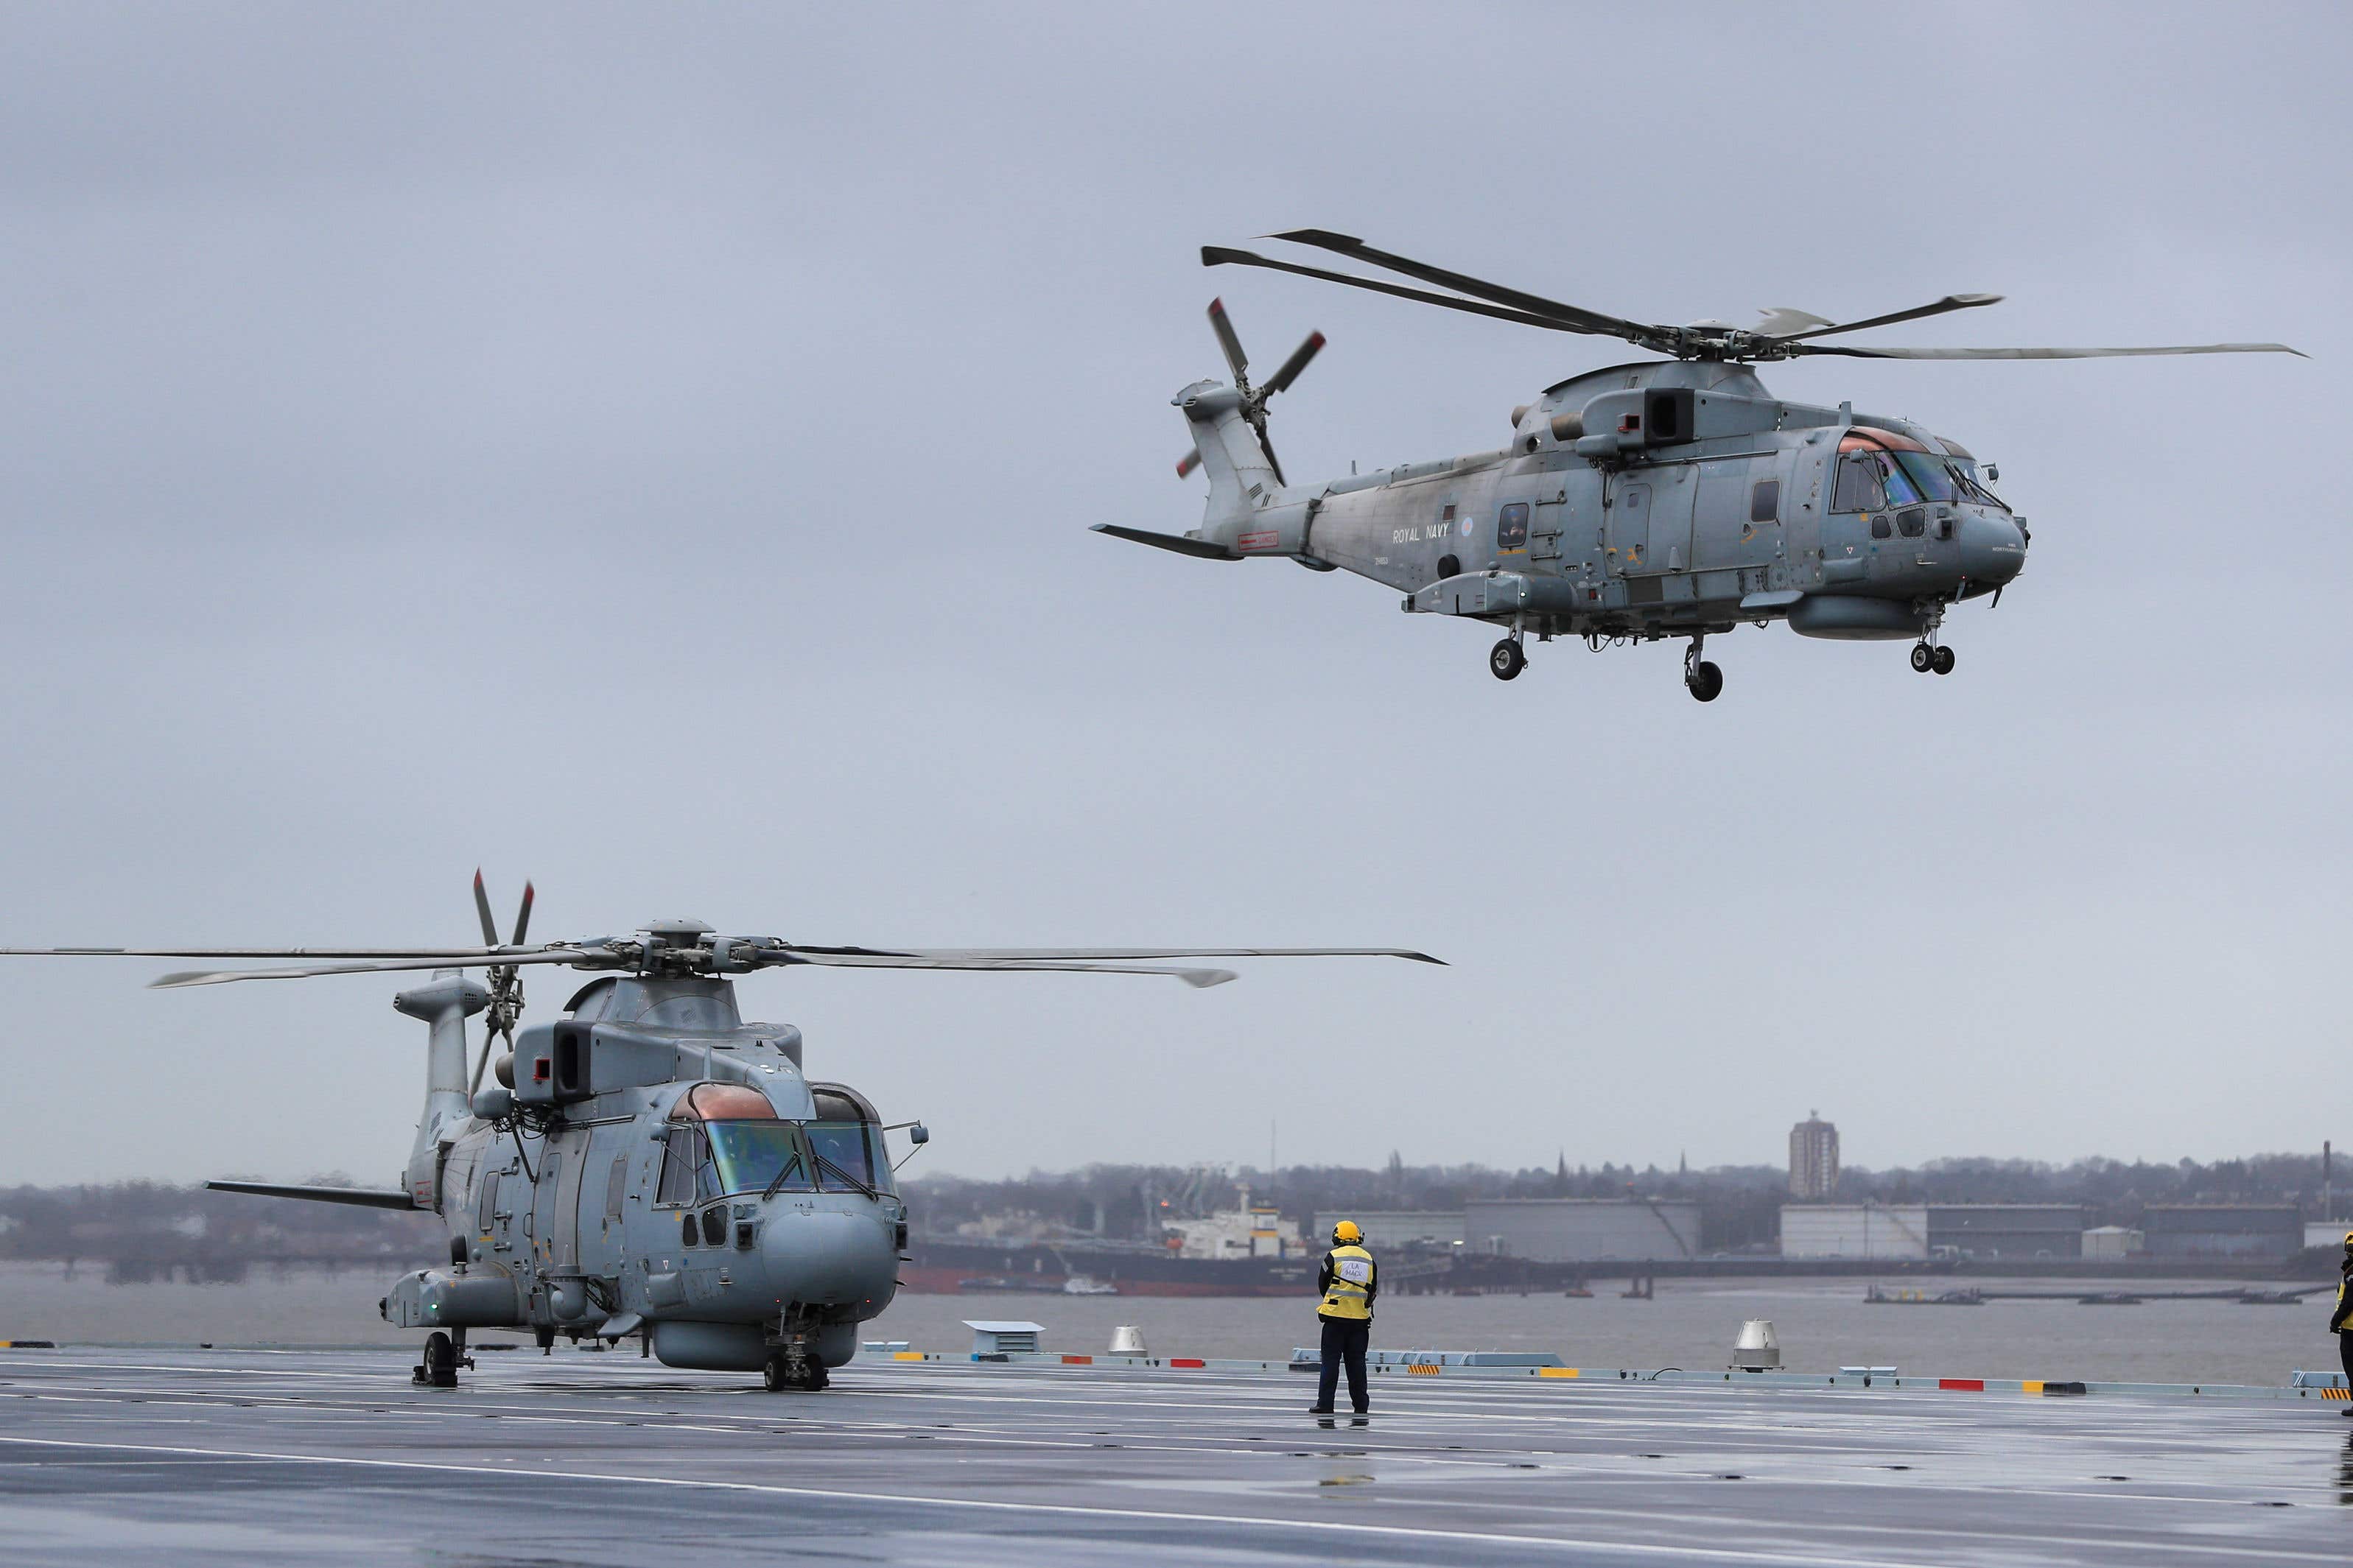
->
xmin=0 ymin=3 xmax=2343 ymax=1187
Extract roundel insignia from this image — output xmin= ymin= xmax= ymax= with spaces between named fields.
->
xmin=1460 ymin=516 xmax=1474 ymax=537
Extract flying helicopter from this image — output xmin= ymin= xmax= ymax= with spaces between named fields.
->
xmin=1 ymin=875 xmax=1437 ymax=1391
xmin=1095 ymin=231 xmax=2301 ymax=700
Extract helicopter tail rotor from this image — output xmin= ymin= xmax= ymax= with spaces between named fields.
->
xmin=469 ymin=871 xmax=535 ymax=1094
xmin=1174 ymin=298 xmax=1323 ymax=488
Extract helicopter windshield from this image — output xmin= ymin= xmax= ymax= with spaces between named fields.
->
xmin=699 ymin=1119 xmax=890 ymax=1197
xmin=805 ymin=1122 xmax=882 ymax=1194
xmin=1834 ymin=448 xmax=2005 ymax=513
xmin=707 ymin=1121 xmax=812 ymax=1195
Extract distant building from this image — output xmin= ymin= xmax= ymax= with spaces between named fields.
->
xmin=2307 ymin=1220 xmax=2352 ymax=1253
xmin=1781 ymin=1203 xmax=2091 ymax=1261
xmin=1309 ymin=1212 xmax=1465 ymax=1251
xmin=2139 ymin=1206 xmax=2302 ymax=1263
xmin=1789 ymin=1111 xmax=1840 ymax=1199
xmin=2083 ymin=1226 xmax=2143 ymax=1262
xmin=1927 ymin=1205 xmax=2086 ymax=1261
xmin=1780 ymin=1203 xmax=1929 ymax=1259
xmin=1463 ymin=1199 xmax=1701 ymax=1262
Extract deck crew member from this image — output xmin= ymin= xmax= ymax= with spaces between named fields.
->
xmin=1310 ymin=1220 xmax=1378 ymax=1416
xmin=2331 ymin=1231 xmax=2353 ymax=1412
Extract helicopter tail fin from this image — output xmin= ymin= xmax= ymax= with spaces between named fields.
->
xmin=1173 ymin=379 xmax=1280 ymax=546
xmin=393 ymin=972 xmax=490 ymax=1212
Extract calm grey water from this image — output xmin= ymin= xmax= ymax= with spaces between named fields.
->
xmin=1 ymin=1261 xmax=2338 ymax=1385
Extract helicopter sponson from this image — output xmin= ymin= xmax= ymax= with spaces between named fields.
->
xmin=0 ymin=885 xmax=1439 ymax=1391
xmin=1098 ymin=230 xmax=2300 ymax=701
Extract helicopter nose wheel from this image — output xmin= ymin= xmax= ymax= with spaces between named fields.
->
xmin=764 ymin=1351 xmax=830 ymax=1392
xmin=1489 ymin=637 xmax=1526 ymax=681
xmin=1683 ymin=639 xmax=1723 ymax=703
xmin=415 ymin=1329 xmax=468 ymax=1388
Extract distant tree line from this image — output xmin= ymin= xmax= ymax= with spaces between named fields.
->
xmin=0 ymin=1179 xmax=441 ymax=1282
xmin=4 ymin=1150 xmax=2338 ymax=1273
xmin=902 ymin=1149 xmax=2350 ymax=1252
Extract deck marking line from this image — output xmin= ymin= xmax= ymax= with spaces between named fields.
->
xmin=0 ymin=1433 xmax=1963 ymax=1567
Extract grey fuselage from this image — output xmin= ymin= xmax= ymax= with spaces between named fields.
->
xmin=385 ymin=974 xmax=904 ymax=1373
xmin=1179 ymin=359 xmax=2028 ymax=644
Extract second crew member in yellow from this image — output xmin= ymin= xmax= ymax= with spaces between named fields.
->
xmin=1311 ymin=1220 xmax=1377 ymax=1416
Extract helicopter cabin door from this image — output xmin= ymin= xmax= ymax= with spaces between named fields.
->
xmin=541 ymin=1133 xmax=589 ymax=1273
xmin=1607 ymin=468 xmax=1694 ymax=590
xmin=1608 ymin=481 xmax=1653 ymax=574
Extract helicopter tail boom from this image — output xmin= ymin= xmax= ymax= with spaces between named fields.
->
xmin=1174 ymin=379 xmax=1280 ymax=541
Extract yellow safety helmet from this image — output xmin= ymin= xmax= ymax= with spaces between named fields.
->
xmin=1333 ymin=1220 xmax=1362 ymax=1245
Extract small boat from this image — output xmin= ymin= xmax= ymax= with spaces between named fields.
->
xmin=1062 ymin=1275 xmax=1119 ymax=1296
xmin=1865 ymin=1285 xmax=1984 ymax=1307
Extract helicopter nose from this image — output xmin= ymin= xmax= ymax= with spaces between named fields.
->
xmin=761 ymin=1208 xmax=898 ymax=1307
xmin=1960 ymin=511 xmax=2027 ymax=584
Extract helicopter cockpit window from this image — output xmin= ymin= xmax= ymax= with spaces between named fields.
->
xmin=1831 ymin=453 xmax=1887 ymax=513
xmin=1946 ymin=457 xmax=2006 ymax=509
xmin=707 ymin=1121 xmax=812 ymax=1195
xmin=1889 ymin=451 xmax=1956 ymax=504
xmin=657 ymin=1127 xmax=701 ymax=1206
xmin=807 ymin=1122 xmax=882 ymax=1194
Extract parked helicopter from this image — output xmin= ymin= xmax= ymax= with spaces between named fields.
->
xmin=1 ymin=876 xmax=1437 ymax=1391
xmin=1095 ymin=231 xmax=2301 ymax=700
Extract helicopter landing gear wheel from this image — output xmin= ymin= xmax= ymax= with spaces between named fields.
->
xmin=1489 ymin=638 xmax=1526 ymax=681
xmin=1683 ymin=638 xmax=1722 ymax=703
xmin=1932 ymin=644 xmax=1956 ymax=676
xmin=764 ymin=1351 xmax=828 ymax=1392
xmin=418 ymin=1330 xmax=460 ymax=1389
xmin=1910 ymin=642 xmax=1935 ymax=674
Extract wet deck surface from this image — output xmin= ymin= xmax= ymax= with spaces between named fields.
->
xmin=1 ymin=1348 xmax=2349 ymax=1564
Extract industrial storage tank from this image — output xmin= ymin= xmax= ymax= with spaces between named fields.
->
xmin=1462 ymin=1199 xmax=1700 ymax=1262
xmin=1778 ymin=1203 xmax=1929 ymax=1260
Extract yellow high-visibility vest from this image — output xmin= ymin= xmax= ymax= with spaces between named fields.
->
xmin=1320 ymin=1245 xmax=1376 ymax=1321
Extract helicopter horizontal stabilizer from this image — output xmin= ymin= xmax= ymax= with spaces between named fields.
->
xmin=205 ymin=1179 xmax=418 ymax=1211
xmin=1091 ymin=524 xmax=1239 ymax=560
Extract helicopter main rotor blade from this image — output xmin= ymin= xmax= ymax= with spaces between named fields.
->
xmin=151 ymin=949 xmax=608 ymax=988
xmin=510 ymin=882 xmax=535 ymax=947
xmin=0 ymin=945 xmax=541 ymax=959
xmin=768 ymin=944 xmax=1445 ymax=964
xmin=1206 ymin=296 xmax=1249 ymax=384
xmin=472 ymin=869 xmax=500 ymax=947
xmin=768 ymin=952 xmax=1238 ymax=987
xmin=1269 ymin=229 xmax=1663 ymax=344
xmin=1255 ymin=421 xmax=1287 ymax=488
xmin=1795 ymin=340 xmax=2306 ymax=360
xmin=1764 ymin=292 xmax=2004 ymax=342
xmin=1204 ymin=247 xmax=1602 ymax=337
xmin=1260 ymin=330 xmax=1326 ymax=396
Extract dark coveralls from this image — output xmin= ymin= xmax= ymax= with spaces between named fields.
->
xmin=2330 ymin=1257 xmax=2352 ymax=1391
xmin=1313 ymin=1244 xmax=1377 ymax=1414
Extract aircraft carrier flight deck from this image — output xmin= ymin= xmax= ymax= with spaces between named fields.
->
xmin=2 ymin=1347 xmax=2349 ymax=1566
